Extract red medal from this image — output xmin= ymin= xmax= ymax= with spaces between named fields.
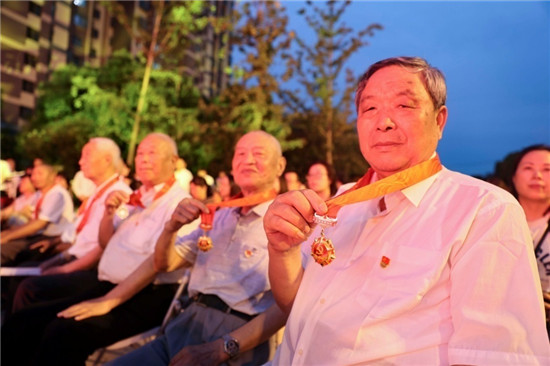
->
xmin=197 ymin=190 xmax=277 ymax=252
xmin=311 ymin=214 xmax=337 ymax=266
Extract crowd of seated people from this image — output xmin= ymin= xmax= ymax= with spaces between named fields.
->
xmin=2 ymin=134 xmax=549 ymax=365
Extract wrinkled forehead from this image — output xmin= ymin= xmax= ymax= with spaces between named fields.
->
xmin=234 ymin=132 xmax=281 ymax=156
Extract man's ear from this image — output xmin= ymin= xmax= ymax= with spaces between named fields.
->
xmin=435 ymin=105 xmax=448 ymax=139
xmin=276 ymin=156 xmax=287 ymax=177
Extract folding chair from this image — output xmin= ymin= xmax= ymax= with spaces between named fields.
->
xmin=86 ymin=270 xmax=190 ymax=365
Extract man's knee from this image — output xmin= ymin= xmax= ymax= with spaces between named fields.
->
xmin=12 ymin=276 xmax=42 ymax=312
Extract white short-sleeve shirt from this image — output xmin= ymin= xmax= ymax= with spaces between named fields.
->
xmin=97 ymin=182 xmax=198 ymax=284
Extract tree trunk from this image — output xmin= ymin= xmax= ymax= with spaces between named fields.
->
xmin=126 ymin=0 xmax=165 ymax=166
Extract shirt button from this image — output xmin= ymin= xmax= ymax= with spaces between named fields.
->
xmin=298 ymin=349 xmax=303 ymax=356
xmin=320 ymin=298 xmax=326 ymax=304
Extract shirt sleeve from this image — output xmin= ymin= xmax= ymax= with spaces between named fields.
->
xmin=448 ymin=201 xmax=550 ymax=365
xmin=38 ymin=190 xmax=66 ymax=223
xmin=174 ymin=226 xmax=203 ymax=264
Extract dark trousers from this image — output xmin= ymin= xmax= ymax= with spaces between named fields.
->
xmin=1 ymin=270 xmax=178 ymax=366
xmin=0 ymin=234 xmax=56 ymax=266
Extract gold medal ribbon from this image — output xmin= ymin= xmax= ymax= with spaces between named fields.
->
xmin=197 ymin=189 xmax=277 ymax=251
xmin=312 ymin=156 xmax=443 ymax=266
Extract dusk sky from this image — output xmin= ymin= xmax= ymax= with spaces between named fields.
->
xmin=280 ymin=0 xmax=550 ymax=177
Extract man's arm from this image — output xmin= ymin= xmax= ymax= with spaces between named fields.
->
xmin=0 ymin=219 xmax=48 ymax=244
xmin=169 ymin=302 xmax=288 ymax=366
xmin=1 ymin=202 xmax=15 ymax=220
xmin=154 ymin=197 xmax=208 ymax=272
xmin=263 ymin=190 xmax=327 ymax=315
xmin=98 ymin=190 xmax=129 ymax=248
xmin=42 ymin=245 xmax=103 ymax=275
xmin=56 ymin=197 xmax=203 ymax=321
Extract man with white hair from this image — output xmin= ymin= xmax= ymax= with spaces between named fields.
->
xmin=2 ymin=133 xmax=198 ymax=366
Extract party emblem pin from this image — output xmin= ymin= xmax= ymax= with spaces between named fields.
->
xmin=380 ymin=256 xmax=390 ymax=268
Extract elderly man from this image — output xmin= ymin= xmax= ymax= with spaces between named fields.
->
xmin=2 ymin=133 xmax=197 ymax=366
xmin=1 ymin=163 xmax=74 ymax=265
xmin=264 ymin=57 xmax=550 ymax=365
xmin=57 ymin=130 xmax=288 ymax=366
xmin=1 ymin=138 xmax=131 ymax=317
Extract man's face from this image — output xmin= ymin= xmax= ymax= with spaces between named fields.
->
xmin=79 ymin=142 xmax=107 ymax=182
xmin=135 ymin=136 xmax=176 ymax=187
xmin=31 ymin=165 xmax=55 ymax=190
xmin=356 ymin=65 xmax=447 ymax=178
xmin=232 ymin=132 xmax=284 ymax=194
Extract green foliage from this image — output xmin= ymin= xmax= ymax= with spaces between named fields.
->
xmin=17 ymin=50 xmax=201 ymax=178
xmin=280 ymin=0 xmax=382 ymax=181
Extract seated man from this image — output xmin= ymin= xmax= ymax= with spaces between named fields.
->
xmin=1 ymin=133 xmax=198 ymax=366
xmin=57 ymin=131 xmax=288 ymax=366
xmin=1 ymin=163 xmax=74 ymax=266
xmin=32 ymin=137 xmax=131 ymax=275
xmin=1 ymin=138 xmax=131 ymax=317
xmin=264 ymin=56 xmax=550 ymax=365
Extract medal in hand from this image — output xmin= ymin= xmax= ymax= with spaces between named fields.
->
xmin=311 ymin=213 xmax=337 ymax=266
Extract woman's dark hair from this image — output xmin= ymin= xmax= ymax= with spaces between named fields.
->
xmin=309 ymin=161 xmax=338 ymax=196
xmin=508 ymin=144 xmax=550 ymax=198
xmin=191 ymin=176 xmax=212 ymax=197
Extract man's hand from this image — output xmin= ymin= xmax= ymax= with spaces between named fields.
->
xmin=57 ymin=297 xmax=116 ymax=321
xmin=29 ymin=238 xmax=54 ymax=253
xmin=20 ymin=205 xmax=34 ymax=220
xmin=164 ymin=198 xmax=209 ymax=233
xmin=104 ymin=190 xmax=130 ymax=214
xmin=263 ymin=189 xmax=327 ymax=252
xmin=169 ymin=339 xmax=226 ymax=366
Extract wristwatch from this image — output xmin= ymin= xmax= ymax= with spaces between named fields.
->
xmin=222 ymin=334 xmax=240 ymax=359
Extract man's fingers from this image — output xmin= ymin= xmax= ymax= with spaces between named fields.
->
xmin=300 ymin=189 xmax=329 ymax=218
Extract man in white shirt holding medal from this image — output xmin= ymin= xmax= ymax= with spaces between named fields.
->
xmin=264 ymin=57 xmax=550 ymax=365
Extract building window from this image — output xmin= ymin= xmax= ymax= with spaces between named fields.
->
xmin=72 ymin=13 xmax=87 ymax=28
xmin=29 ymin=2 xmax=42 ymax=16
xmin=90 ymin=48 xmax=96 ymax=58
xmin=26 ymin=27 xmax=40 ymax=41
xmin=92 ymin=28 xmax=98 ymax=38
xmin=93 ymin=9 xmax=100 ymax=19
xmin=20 ymin=107 xmax=33 ymax=120
xmin=139 ymin=1 xmax=151 ymax=11
xmin=71 ymin=35 xmax=83 ymax=47
xmin=24 ymin=53 xmax=37 ymax=67
xmin=22 ymin=80 xmax=35 ymax=93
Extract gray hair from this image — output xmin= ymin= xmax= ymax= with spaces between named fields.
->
xmin=242 ymin=130 xmax=282 ymax=157
xmin=88 ymin=137 xmax=124 ymax=173
xmin=143 ymin=132 xmax=178 ymax=157
xmin=355 ymin=56 xmax=447 ymax=111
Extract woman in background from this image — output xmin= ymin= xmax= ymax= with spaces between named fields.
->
xmin=306 ymin=161 xmax=337 ymax=200
xmin=509 ymin=144 xmax=550 ymax=337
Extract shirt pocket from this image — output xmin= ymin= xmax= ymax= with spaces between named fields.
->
xmin=120 ymin=213 xmax=162 ymax=254
xmin=357 ymin=245 xmax=444 ymax=320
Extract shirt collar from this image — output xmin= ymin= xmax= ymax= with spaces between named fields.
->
xmin=371 ymin=153 xmax=442 ymax=209
xmin=233 ymin=198 xmax=274 ymax=218
xmin=93 ymin=173 xmax=119 ymax=193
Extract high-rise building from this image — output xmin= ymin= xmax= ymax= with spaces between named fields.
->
xmin=1 ymin=0 xmax=233 ymax=129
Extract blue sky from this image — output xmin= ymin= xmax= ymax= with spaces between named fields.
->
xmin=281 ymin=1 xmax=550 ymax=176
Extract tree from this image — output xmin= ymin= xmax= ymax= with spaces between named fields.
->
xmin=104 ymin=0 xmax=211 ymax=166
xmin=18 ymin=50 xmax=201 ymax=179
xmin=194 ymin=1 xmax=303 ymax=173
xmin=281 ymin=0 xmax=382 ymax=181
